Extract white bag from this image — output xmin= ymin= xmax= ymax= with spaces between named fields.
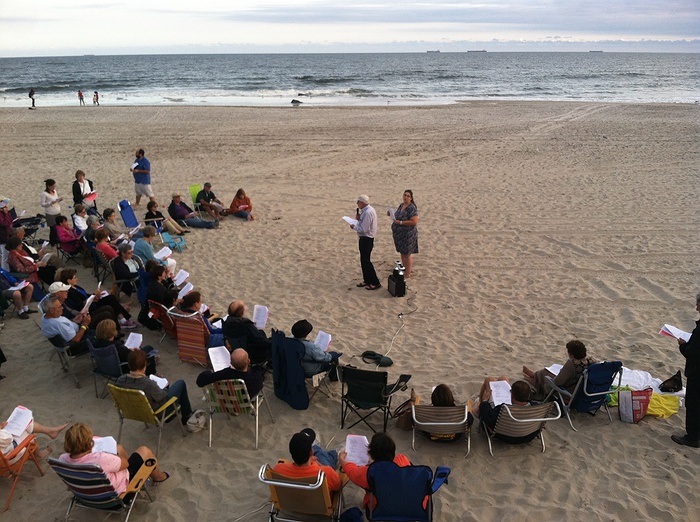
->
xmin=187 ymin=409 xmax=207 ymax=432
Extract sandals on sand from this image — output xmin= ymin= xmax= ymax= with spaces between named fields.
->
xmin=366 ymin=284 xmax=382 ymax=290
xmin=153 ymin=471 xmax=171 ymax=485
xmin=356 ymin=282 xmax=368 ymax=287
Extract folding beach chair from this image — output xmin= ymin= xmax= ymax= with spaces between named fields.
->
xmin=169 ymin=309 xmax=209 ymax=366
xmin=160 ymin=231 xmax=187 ymax=253
xmin=47 ymin=456 xmax=154 ymax=522
xmin=109 ymin=256 xmax=142 ymax=300
xmin=339 ymin=366 xmax=411 ymax=433
xmin=366 ymin=461 xmax=451 ymax=522
xmin=93 ymin=248 xmax=113 ymax=284
xmin=9 ymin=209 xmax=44 ymax=244
xmin=203 ymin=378 xmax=274 ymax=449
xmin=49 ymin=225 xmax=83 ymax=265
xmin=148 ymin=301 xmax=177 ymax=343
xmin=545 ymin=361 xmax=623 ymax=431
xmin=258 ymin=463 xmax=346 ymax=522
xmin=87 ymin=339 xmax=128 ymax=399
xmin=46 ymin=334 xmax=88 ymax=388
xmin=411 ymin=405 xmax=471 ymax=457
xmin=481 ymin=401 xmax=561 ymax=456
xmin=271 ymin=330 xmax=310 ymax=410
xmin=107 ymin=384 xmax=186 ymax=457
xmin=118 ymin=199 xmax=141 ymax=230
xmin=1 ymin=434 xmax=44 ymax=512
xmin=188 ymin=184 xmax=203 ymax=217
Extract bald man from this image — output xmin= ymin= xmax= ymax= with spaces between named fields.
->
xmin=222 ymin=300 xmax=272 ymax=364
xmin=195 ymin=348 xmax=265 ymax=397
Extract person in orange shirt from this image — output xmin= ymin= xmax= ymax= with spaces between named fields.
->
xmin=228 ymin=188 xmax=255 ymax=221
xmin=273 ymin=429 xmax=340 ymax=492
xmin=338 ymin=432 xmax=411 ymax=510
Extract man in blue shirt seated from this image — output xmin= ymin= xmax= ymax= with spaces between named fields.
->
xmin=195 ymin=348 xmax=265 ymax=397
xmin=167 ymin=193 xmax=217 ymax=229
xmin=40 ymin=295 xmax=91 ymax=355
xmin=291 ymin=319 xmax=341 ymax=378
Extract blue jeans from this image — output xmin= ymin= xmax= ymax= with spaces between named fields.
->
xmin=182 ymin=217 xmax=215 ymax=229
xmin=167 ymin=379 xmax=193 ymax=421
xmin=233 ymin=210 xmax=251 ymax=219
xmin=313 ymin=444 xmax=338 ymax=469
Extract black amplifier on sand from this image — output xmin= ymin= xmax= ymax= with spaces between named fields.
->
xmin=388 ymin=274 xmax=406 ymax=297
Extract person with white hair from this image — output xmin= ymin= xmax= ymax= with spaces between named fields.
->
xmin=350 ymin=194 xmax=381 ymax=290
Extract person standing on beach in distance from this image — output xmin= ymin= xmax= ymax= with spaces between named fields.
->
xmin=130 ymin=148 xmax=155 ymax=207
xmin=78 ymin=90 xmax=85 ymax=106
xmin=350 ymin=195 xmax=381 ymax=290
xmin=93 ymin=91 xmax=99 ymax=106
xmin=28 ymin=88 xmax=35 ymax=108
xmin=388 ymin=189 xmax=419 ymax=279
xmin=672 ymin=293 xmax=700 ymax=448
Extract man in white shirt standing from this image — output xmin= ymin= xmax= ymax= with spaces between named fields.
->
xmin=351 ymin=195 xmax=381 ymax=290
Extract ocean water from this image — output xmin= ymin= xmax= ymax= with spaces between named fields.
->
xmin=1 ymin=53 xmax=698 ymax=108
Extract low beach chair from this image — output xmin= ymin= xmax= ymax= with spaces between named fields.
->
xmin=148 ymin=300 xmax=177 ymax=343
xmin=118 ymin=199 xmax=141 ymax=230
xmin=169 ymin=310 xmax=209 ymax=366
xmin=47 ymin=334 xmax=87 ymax=388
xmin=1 ymin=434 xmax=44 ymax=512
xmin=188 ymin=184 xmax=203 ymax=217
xmin=161 ymin=231 xmax=186 ymax=253
xmin=87 ymin=339 xmax=127 ymax=399
xmin=411 ymin=404 xmax=471 ymax=457
xmin=481 ymin=401 xmax=561 ymax=456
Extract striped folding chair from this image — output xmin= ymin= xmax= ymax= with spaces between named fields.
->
xmin=47 ymin=456 xmax=154 ymax=522
xmin=107 ymin=384 xmax=186 ymax=457
xmin=411 ymin=404 xmax=472 ymax=457
xmin=203 ymin=379 xmax=274 ymax=449
xmin=169 ymin=310 xmax=208 ymax=366
xmin=148 ymin=301 xmax=177 ymax=343
xmin=482 ymin=401 xmax=561 ymax=456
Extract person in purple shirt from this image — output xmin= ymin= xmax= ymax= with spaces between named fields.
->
xmin=167 ymin=192 xmax=216 ymax=229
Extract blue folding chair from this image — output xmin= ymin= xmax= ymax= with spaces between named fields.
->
xmin=545 ymin=361 xmax=623 ymax=431
xmin=366 ymin=461 xmax=451 ymax=522
xmin=118 ymin=199 xmax=140 ymax=229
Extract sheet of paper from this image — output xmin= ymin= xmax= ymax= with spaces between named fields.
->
xmin=81 ymin=294 xmax=95 ymax=314
xmin=211 ymin=319 xmax=222 ymax=329
xmin=314 ymin=330 xmax=332 ymax=352
xmin=154 ymin=246 xmax=172 ymax=260
xmin=659 ymin=324 xmax=691 ymax=343
xmin=199 ymin=303 xmax=209 ymax=314
xmin=177 ymin=282 xmax=194 ymax=300
xmin=41 ymin=241 xmax=49 ymax=250
xmin=345 ymin=434 xmax=370 ymax=466
xmin=8 ymin=281 xmax=29 ymax=291
xmin=546 ymin=364 xmax=563 ymax=376
xmin=124 ymin=332 xmax=142 ymax=350
xmin=116 ymin=233 xmax=125 ymax=241
xmin=5 ymin=406 xmax=33 ymax=437
xmin=253 ymin=304 xmax=268 ymax=329
xmin=39 ymin=252 xmax=53 ymax=264
xmin=342 ymin=216 xmax=359 ymax=226
xmin=387 ymin=208 xmax=395 ymax=220
xmin=92 ymin=436 xmax=117 ymax=454
xmin=131 ymin=162 xmax=139 ymax=170
xmin=208 ymin=346 xmax=231 ymax=372
xmin=489 ymin=380 xmax=512 ymax=406
xmin=149 ymin=375 xmax=169 ymax=389
xmin=173 ymin=269 xmax=189 ymax=287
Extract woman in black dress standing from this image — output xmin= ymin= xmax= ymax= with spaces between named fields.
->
xmin=388 ymin=189 xmax=419 ymax=279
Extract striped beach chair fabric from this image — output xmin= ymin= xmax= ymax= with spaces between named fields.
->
xmin=47 ymin=456 xmax=153 ymax=521
xmin=169 ymin=311 xmax=208 ymax=366
xmin=411 ymin=404 xmax=472 ymax=457
xmin=483 ymin=401 xmax=561 ymax=456
xmin=203 ymin=379 xmax=274 ymax=449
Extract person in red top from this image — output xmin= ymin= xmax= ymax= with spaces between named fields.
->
xmin=338 ymin=432 xmax=411 ymax=510
xmin=273 ymin=428 xmax=341 ymax=492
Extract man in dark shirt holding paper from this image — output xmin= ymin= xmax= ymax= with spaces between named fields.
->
xmin=223 ymin=300 xmax=272 ymax=364
xmin=196 ymin=182 xmax=225 ymax=222
xmin=196 ymin=348 xmax=265 ymax=398
xmin=672 ymin=293 xmax=700 ymax=448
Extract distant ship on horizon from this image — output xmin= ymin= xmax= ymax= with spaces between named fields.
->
xmin=468 ymin=50 xmax=487 ymax=52
xmin=426 ymin=50 xmax=440 ymax=53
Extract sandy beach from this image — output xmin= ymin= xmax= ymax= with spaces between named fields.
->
xmin=1 ymin=101 xmax=699 ymax=520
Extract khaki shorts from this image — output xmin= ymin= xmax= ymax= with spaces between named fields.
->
xmin=134 ymin=183 xmax=154 ymax=197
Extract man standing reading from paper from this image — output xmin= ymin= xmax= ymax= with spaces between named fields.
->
xmin=130 ymin=148 xmax=155 ymax=207
xmin=672 ymin=293 xmax=700 ymax=448
xmin=350 ymin=195 xmax=381 ymax=290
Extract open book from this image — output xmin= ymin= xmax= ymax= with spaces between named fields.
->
xmin=124 ymin=333 xmax=142 ymax=350
xmin=177 ymin=282 xmax=194 ymax=300
xmin=149 ymin=375 xmax=169 ymax=389
xmin=173 ymin=269 xmax=189 ymax=287
xmin=659 ymin=324 xmax=691 ymax=343
xmin=344 ymin=434 xmax=369 ymax=466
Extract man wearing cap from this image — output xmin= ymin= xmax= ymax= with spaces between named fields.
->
xmin=40 ymin=295 xmax=91 ymax=355
xmin=167 ymin=193 xmax=217 ymax=229
xmin=196 ymin=183 xmax=225 ymax=222
xmin=130 ymin=148 xmax=155 ymax=207
xmin=350 ymin=195 xmax=381 ymax=290
xmin=273 ymin=429 xmax=341 ymax=492
xmin=291 ymin=319 xmax=342 ymax=377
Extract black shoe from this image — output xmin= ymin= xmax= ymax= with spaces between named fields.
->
xmin=17 ymin=312 xmax=29 ymax=320
xmin=24 ymin=309 xmax=39 ymax=314
xmin=671 ymin=434 xmax=700 ymax=448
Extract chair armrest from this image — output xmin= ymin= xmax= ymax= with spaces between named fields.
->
xmin=123 ymin=457 xmax=156 ymax=496
xmin=384 ymin=374 xmax=411 ymax=397
xmin=4 ymin=434 xmax=37 ymax=460
xmin=153 ymin=396 xmax=179 ymax=416
xmin=544 ymin=376 xmax=572 ymax=400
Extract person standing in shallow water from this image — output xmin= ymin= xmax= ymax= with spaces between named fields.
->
xmin=28 ymin=88 xmax=35 ymax=108
xmin=78 ymin=90 xmax=85 ymax=106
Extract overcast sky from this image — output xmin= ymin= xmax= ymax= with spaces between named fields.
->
xmin=1 ymin=0 xmax=699 ymax=56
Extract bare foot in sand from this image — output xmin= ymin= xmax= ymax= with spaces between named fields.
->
xmin=45 ymin=422 xmax=70 ymax=439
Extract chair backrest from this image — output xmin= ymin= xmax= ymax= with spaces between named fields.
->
xmin=366 ymin=461 xmax=434 ymax=522
xmin=493 ymin=402 xmax=560 ymax=440
xmin=258 ymin=464 xmax=333 ymax=516
xmin=47 ymin=457 xmax=124 ymax=510
xmin=48 ymin=334 xmax=69 ymax=349
xmin=107 ymin=384 xmax=158 ymax=425
xmin=412 ymin=405 xmax=470 ymax=436
xmin=340 ymin=366 xmax=389 ymax=408
xmin=118 ymin=199 xmax=139 ymax=229
xmin=204 ymin=379 xmax=255 ymax=416
xmin=188 ymin=184 xmax=202 ymax=208
xmin=170 ymin=311 xmax=208 ymax=365
xmin=149 ymin=301 xmax=177 ymax=339
xmin=49 ymin=225 xmax=60 ymax=246
xmin=271 ymin=330 xmax=309 ymax=410
xmin=88 ymin=340 xmax=125 ymax=379
xmin=570 ymin=361 xmax=623 ymax=413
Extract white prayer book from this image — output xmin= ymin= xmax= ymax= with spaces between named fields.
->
xmin=154 ymin=246 xmax=172 ymax=260
xmin=124 ymin=333 xmax=142 ymax=350
xmin=81 ymin=294 xmax=95 ymax=314
xmin=344 ymin=434 xmax=370 ymax=466
xmin=39 ymin=252 xmax=53 ymax=264
xmin=116 ymin=233 xmax=125 ymax=241
xmin=546 ymin=364 xmax=563 ymax=376
xmin=5 ymin=406 xmax=33 ymax=437
xmin=149 ymin=375 xmax=169 ymax=389
xmin=659 ymin=324 xmax=691 ymax=343
xmin=41 ymin=241 xmax=49 ymax=250
xmin=253 ymin=304 xmax=268 ymax=329
xmin=8 ymin=281 xmax=29 ymax=291
xmin=489 ymin=380 xmax=512 ymax=406
xmin=208 ymin=346 xmax=231 ymax=372
xmin=199 ymin=303 xmax=209 ymax=315
xmin=342 ymin=216 xmax=359 ymax=226
xmin=173 ymin=269 xmax=189 ymax=287
xmin=314 ymin=330 xmax=332 ymax=352
xmin=177 ymin=282 xmax=194 ymax=300
xmin=92 ymin=436 xmax=118 ymax=455
xmin=387 ymin=208 xmax=395 ymax=220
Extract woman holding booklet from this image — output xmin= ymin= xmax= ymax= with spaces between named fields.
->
xmin=1 ymin=407 xmax=68 ymax=464
xmin=95 ymin=319 xmax=158 ymax=375
xmin=522 ymin=340 xmax=597 ymax=396
xmin=5 ymin=236 xmax=53 ymax=285
xmin=59 ymin=422 xmax=170 ymax=493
